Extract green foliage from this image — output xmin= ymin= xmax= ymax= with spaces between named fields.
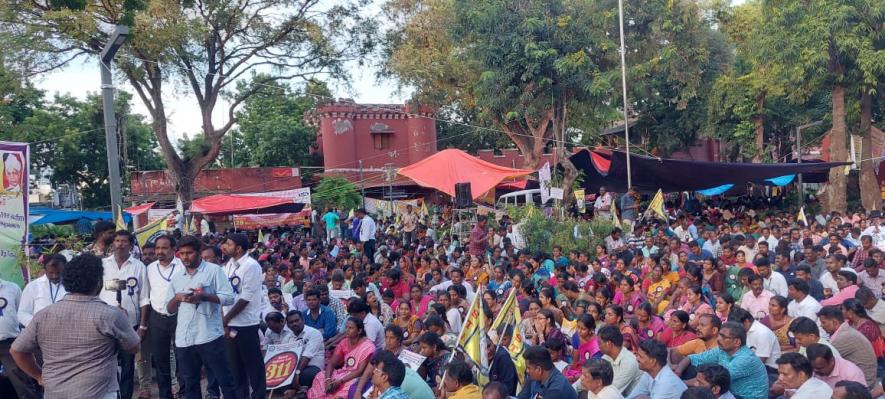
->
xmin=313 ymin=176 xmax=362 ymax=211
xmin=507 ymin=205 xmax=614 ymax=254
xmin=231 ymin=76 xmax=327 ymax=171
xmin=0 ymin=84 xmax=162 ymax=208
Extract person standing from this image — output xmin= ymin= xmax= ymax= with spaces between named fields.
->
xmin=401 ymin=204 xmax=418 ymax=247
xmin=100 ymin=231 xmax=150 ymax=399
xmin=11 ymin=254 xmax=140 ymax=399
xmin=165 ymin=235 xmax=238 ymax=399
xmin=145 ymin=235 xmax=183 ymax=399
xmin=0 ymin=273 xmax=41 ymax=399
xmin=221 ymin=233 xmax=266 ymax=398
xmin=468 ymin=215 xmax=489 ymax=257
xmin=620 ymin=187 xmax=640 ymax=227
xmin=357 ymin=209 xmax=377 ymax=262
xmin=594 ymin=186 xmax=613 ymax=220
xmin=322 ymin=208 xmax=340 ymax=244
xmin=86 ymin=220 xmax=116 ymax=257
xmin=18 ymin=254 xmax=67 ymax=327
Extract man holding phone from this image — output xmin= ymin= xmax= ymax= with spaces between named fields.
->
xmin=165 ymin=235 xmax=238 ymax=399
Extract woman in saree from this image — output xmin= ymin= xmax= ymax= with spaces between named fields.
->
xmin=614 ymin=276 xmax=645 ymax=316
xmin=760 ymin=295 xmax=795 ymax=352
xmin=408 ymin=284 xmax=433 ymax=319
xmin=566 ymin=314 xmax=601 ymax=382
xmin=645 ymin=265 xmax=672 ymax=315
xmin=311 ymin=317 xmax=375 ymax=399
xmin=604 ymin=304 xmax=639 ymax=351
xmin=634 ymin=302 xmax=667 ymax=343
xmin=680 ymin=285 xmax=714 ymax=330
xmin=660 ymin=310 xmax=697 ymax=348
xmin=392 ymin=301 xmax=424 ymax=347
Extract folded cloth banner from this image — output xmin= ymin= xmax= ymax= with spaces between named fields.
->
xmin=232 ymin=212 xmax=310 ymax=230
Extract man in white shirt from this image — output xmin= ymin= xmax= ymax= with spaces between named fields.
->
xmin=221 ymin=233 xmax=266 ymax=398
xmin=346 ymin=298 xmax=385 ymax=349
xmin=861 ymin=212 xmax=885 ymax=251
xmin=429 ymin=268 xmax=475 ymax=303
xmin=144 ymin=235 xmax=182 ymax=399
xmin=401 ymin=204 xmax=419 ymax=247
xmin=18 ymin=254 xmax=67 ymax=327
xmin=0 ymin=277 xmax=40 ymax=399
xmin=356 ymin=208 xmax=377 ymax=262
xmin=775 ymin=352 xmax=832 ymax=398
xmin=282 ymin=310 xmax=325 ymax=396
xmin=594 ymin=187 xmax=613 ymax=220
xmin=820 ymin=254 xmax=855 ymax=296
xmin=598 ymin=326 xmax=642 ymax=397
xmin=787 ymin=279 xmax=822 ymax=320
xmin=756 ymin=258 xmax=788 ymax=297
xmin=100 ymin=231 xmax=150 ymax=399
xmin=580 ymin=358 xmax=624 ymax=399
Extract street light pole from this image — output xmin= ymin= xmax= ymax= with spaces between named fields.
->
xmin=101 ymin=25 xmax=130 ymax=223
xmin=617 ymin=0 xmax=632 ymax=189
xmin=796 ymin=120 xmax=823 ymax=207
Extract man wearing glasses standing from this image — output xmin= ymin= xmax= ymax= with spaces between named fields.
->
xmin=686 ymin=322 xmax=769 ymax=399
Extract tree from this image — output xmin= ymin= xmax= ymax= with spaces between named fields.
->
xmin=756 ymin=0 xmax=884 ymax=212
xmin=2 ymin=0 xmax=376 ymax=207
xmin=313 ymin=175 xmax=361 ymax=211
xmin=2 ymin=90 xmax=162 ymax=208
xmin=232 ymin=77 xmax=328 ymax=170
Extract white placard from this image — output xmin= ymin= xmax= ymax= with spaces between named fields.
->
xmin=549 ymin=188 xmax=564 ymax=200
xmin=329 ymin=289 xmax=355 ymax=301
xmin=398 ymin=349 xmax=427 ymax=370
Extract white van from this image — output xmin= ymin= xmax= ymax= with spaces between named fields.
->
xmin=496 ymin=189 xmax=543 ymax=208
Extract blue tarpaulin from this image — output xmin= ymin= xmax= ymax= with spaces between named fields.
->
xmin=29 ymin=208 xmax=132 ymax=225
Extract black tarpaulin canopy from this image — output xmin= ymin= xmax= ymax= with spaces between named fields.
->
xmin=569 ymin=149 xmax=850 ymax=193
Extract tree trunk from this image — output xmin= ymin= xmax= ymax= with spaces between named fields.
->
xmin=859 ymin=87 xmax=881 ymax=212
xmin=752 ymin=92 xmax=766 ymax=162
xmin=826 ymin=84 xmax=848 ymax=213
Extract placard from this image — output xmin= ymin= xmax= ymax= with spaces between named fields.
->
xmin=264 ymin=342 xmax=298 ymax=390
xmin=329 ymin=289 xmax=355 ymax=301
xmin=398 ymin=349 xmax=427 ymax=370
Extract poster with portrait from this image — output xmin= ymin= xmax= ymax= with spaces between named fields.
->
xmin=264 ymin=342 xmax=298 ymax=390
xmin=0 ymin=142 xmax=28 ymax=286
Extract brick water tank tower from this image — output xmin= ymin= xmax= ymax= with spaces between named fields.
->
xmin=315 ymin=100 xmax=437 ymax=172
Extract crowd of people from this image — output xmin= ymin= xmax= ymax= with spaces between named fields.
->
xmin=0 ymin=193 xmax=885 ymax=399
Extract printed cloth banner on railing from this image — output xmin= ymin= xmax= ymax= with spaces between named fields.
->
xmin=0 ymin=142 xmax=28 ymax=286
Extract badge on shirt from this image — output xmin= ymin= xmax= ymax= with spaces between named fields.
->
xmin=230 ymin=276 xmax=242 ymax=294
xmin=346 ymin=356 xmax=356 ymax=367
xmin=126 ymin=277 xmax=139 ymax=296
xmin=0 ymin=297 xmax=6 ymax=315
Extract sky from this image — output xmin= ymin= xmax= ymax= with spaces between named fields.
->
xmin=32 ymin=1 xmax=406 ymax=143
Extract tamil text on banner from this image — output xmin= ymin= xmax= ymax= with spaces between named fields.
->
xmin=242 ymin=188 xmax=311 ymax=206
xmin=0 ymin=142 xmax=28 ymax=286
xmin=264 ymin=342 xmax=299 ymax=390
xmin=363 ymin=198 xmax=420 ymax=218
xmin=233 ymin=211 xmax=311 ymax=230
xmin=490 ymin=288 xmax=526 ymax=386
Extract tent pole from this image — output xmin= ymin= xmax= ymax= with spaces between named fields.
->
xmin=618 ymin=0 xmax=632 ymax=190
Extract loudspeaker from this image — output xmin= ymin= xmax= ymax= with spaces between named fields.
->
xmin=454 ymin=182 xmax=473 ymax=208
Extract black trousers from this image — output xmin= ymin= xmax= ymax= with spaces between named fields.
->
xmin=149 ymin=310 xmax=178 ymax=399
xmin=0 ymin=338 xmax=41 ymax=399
xmin=363 ymin=239 xmax=376 ymax=263
xmin=225 ymin=325 xmax=266 ymax=399
xmin=176 ymin=337 xmax=237 ymax=399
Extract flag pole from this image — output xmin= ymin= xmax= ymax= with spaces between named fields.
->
xmin=618 ymin=0 xmax=632 ymax=190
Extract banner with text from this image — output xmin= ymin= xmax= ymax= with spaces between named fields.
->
xmin=233 ymin=211 xmax=311 ymax=230
xmin=0 ymin=142 xmax=28 ymax=286
xmin=243 ymin=188 xmax=311 ymax=206
xmin=264 ymin=343 xmax=298 ymax=390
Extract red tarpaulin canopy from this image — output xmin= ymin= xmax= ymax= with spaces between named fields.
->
xmin=190 ymin=194 xmax=305 ymax=215
xmin=398 ymin=149 xmax=534 ymax=199
xmin=124 ymin=202 xmax=155 ymax=216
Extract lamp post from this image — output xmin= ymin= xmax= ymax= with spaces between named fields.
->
xmin=617 ymin=0 xmax=632 ymax=189
xmin=796 ymin=120 xmax=823 ymax=207
xmin=101 ymin=25 xmax=130 ymax=223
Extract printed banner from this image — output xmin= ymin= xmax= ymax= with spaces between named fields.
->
xmin=398 ymin=349 xmax=427 ymax=370
xmin=243 ymin=188 xmax=311 ymax=205
xmin=135 ymin=216 xmax=169 ymax=247
xmin=264 ymin=343 xmax=298 ymax=390
xmin=363 ymin=198 xmax=421 ymax=218
xmin=0 ymin=142 xmax=28 ymax=286
xmin=233 ymin=211 xmax=310 ymax=230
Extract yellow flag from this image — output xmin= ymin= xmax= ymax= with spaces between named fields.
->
xmin=183 ymin=216 xmax=191 ymax=235
xmin=258 ymin=229 xmax=265 ymax=243
xmin=348 ymin=208 xmax=355 ymax=219
xmin=115 ymin=206 xmax=127 ymax=231
xmin=611 ymin=199 xmax=621 ymax=227
xmin=420 ymin=201 xmax=429 ymax=216
xmin=490 ymin=288 xmax=526 ymax=386
xmin=135 ymin=216 xmax=167 ymax=247
xmin=457 ymin=287 xmax=487 ymax=385
xmin=646 ymin=189 xmax=666 ymax=219
xmin=797 ymin=206 xmax=808 ymax=226
xmin=574 ymin=189 xmax=586 ymax=213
